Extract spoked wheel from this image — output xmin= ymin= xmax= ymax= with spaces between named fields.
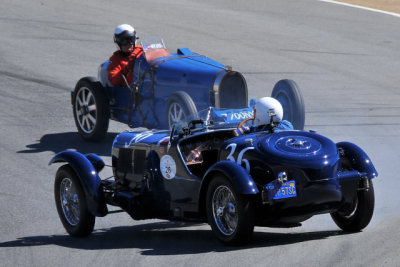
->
xmin=73 ymin=77 xmax=109 ymax=142
xmin=331 ymin=179 xmax=375 ymax=232
xmin=206 ymin=175 xmax=254 ymax=245
xmin=271 ymin=79 xmax=305 ymax=130
xmin=166 ymin=91 xmax=198 ymax=129
xmin=54 ymin=165 xmax=95 ymax=237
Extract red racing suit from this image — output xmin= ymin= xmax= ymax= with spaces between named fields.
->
xmin=107 ymin=46 xmax=143 ymax=87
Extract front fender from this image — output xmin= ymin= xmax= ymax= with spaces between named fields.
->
xmin=49 ymin=150 xmax=107 ymax=216
xmin=337 ymin=142 xmax=378 ymax=179
xmin=202 ymin=161 xmax=259 ymax=195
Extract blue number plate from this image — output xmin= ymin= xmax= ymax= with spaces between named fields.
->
xmin=266 ymin=180 xmax=297 ymax=200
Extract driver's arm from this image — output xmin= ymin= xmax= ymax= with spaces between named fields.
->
xmin=274 ymin=120 xmax=294 ymax=131
xmin=107 ymin=55 xmax=130 ymax=87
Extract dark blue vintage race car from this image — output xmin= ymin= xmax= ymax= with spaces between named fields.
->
xmin=72 ymin=37 xmax=305 ymax=141
xmin=51 ymin=100 xmax=377 ymax=245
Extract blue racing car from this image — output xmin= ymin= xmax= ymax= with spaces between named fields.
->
xmin=72 ymin=37 xmax=305 ymax=141
xmin=51 ymin=97 xmax=377 ymax=245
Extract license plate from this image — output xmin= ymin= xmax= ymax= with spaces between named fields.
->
xmin=266 ymin=180 xmax=297 ymax=200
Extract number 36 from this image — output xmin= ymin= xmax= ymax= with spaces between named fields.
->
xmin=226 ymin=143 xmax=254 ymax=173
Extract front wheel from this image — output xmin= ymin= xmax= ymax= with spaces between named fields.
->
xmin=271 ymin=79 xmax=305 ymax=130
xmin=73 ymin=77 xmax=109 ymax=142
xmin=166 ymin=91 xmax=198 ymax=129
xmin=54 ymin=165 xmax=95 ymax=237
xmin=206 ymin=175 xmax=255 ymax=245
xmin=331 ymin=179 xmax=375 ymax=232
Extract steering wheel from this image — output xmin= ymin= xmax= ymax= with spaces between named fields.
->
xmin=188 ymin=119 xmax=204 ymax=129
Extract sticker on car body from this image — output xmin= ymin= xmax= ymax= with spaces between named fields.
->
xmin=160 ymin=155 xmax=176 ymax=180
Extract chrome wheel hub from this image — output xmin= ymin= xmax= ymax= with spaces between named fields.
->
xmin=60 ymin=178 xmax=80 ymax=226
xmin=212 ymin=185 xmax=238 ymax=236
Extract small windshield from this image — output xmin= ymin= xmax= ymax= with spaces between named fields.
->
xmin=172 ymin=106 xmax=255 ymax=135
xmin=140 ymin=36 xmax=171 ymax=61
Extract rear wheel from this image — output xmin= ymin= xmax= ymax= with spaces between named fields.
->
xmin=166 ymin=91 xmax=198 ymax=128
xmin=331 ymin=179 xmax=375 ymax=232
xmin=206 ymin=175 xmax=255 ymax=245
xmin=73 ymin=77 xmax=109 ymax=141
xmin=271 ymin=79 xmax=305 ymax=130
xmin=54 ymin=165 xmax=95 ymax=237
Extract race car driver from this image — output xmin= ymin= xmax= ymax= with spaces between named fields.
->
xmin=233 ymin=97 xmax=294 ymax=136
xmin=107 ymin=24 xmax=143 ymax=87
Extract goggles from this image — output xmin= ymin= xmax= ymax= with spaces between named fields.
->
xmin=120 ymin=39 xmax=135 ymax=46
xmin=116 ymin=34 xmax=136 ymax=46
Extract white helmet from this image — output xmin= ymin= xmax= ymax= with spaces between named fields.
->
xmin=113 ymin=24 xmax=136 ymax=49
xmin=254 ymin=97 xmax=283 ymax=126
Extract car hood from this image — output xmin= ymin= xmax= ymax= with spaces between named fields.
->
xmin=112 ymin=130 xmax=170 ymax=149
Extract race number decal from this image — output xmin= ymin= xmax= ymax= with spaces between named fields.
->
xmin=160 ymin=155 xmax=176 ymax=180
xmin=225 ymin=143 xmax=254 ymax=173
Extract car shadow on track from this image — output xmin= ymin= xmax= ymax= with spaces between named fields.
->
xmin=0 ymin=221 xmax=351 ymax=255
xmin=17 ymin=132 xmax=119 ymax=156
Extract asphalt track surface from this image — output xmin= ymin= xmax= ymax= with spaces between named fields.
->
xmin=1 ymin=0 xmax=399 ymax=266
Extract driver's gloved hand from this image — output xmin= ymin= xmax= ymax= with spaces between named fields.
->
xmin=233 ymin=126 xmax=250 ymax=137
xmin=124 ymin=58 xmax=136 ymax=74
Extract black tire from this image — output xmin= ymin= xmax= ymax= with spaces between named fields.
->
xmin=166 ymin=91 xmax=198 ymax=128
xmin=73 ymin=77 xmax=109 ymax=142
xmin=271 ymin=79 xmax=305 ymax=130
xmin=54 ymin=165 xmax=95 ymax=237
xmin=331 ymin=179 xmax=375 ymax=232
xmin=206 ymin=175 xmax=255 ymax=245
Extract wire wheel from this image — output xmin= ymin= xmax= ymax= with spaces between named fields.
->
xmin=54 ymin=165 xmax=95 ymax=237
xmin=206 ymin=175 xmax=254 ymax=245
xmin=212 ymin=185 xmax=238 ymax=236
xmin=59 ymin=177 xmax=80 ymax=226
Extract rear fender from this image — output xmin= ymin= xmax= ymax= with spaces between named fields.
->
xmin=202 ymin=161 xmax=259 ymax=195
xmin=49 ymin=150 xmax=107 ymax=217
xmin=198 ymin=161 xmax=258 ymax=216
xmin=337 ymin=142 xmax=378 ymax=179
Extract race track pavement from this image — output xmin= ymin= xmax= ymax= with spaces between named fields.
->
xmin=0 ymin=0 xmax=399 ymax=266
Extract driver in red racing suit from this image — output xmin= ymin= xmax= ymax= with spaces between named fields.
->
xmin=107 ymin=24 xmax=143 ymax=87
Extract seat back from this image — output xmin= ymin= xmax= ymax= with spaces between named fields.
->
xmin=98 ymin=60 xmax=112 ymax=87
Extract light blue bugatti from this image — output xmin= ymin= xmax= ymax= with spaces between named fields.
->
xmin=71 ymin=37 xmax=305 ymax=141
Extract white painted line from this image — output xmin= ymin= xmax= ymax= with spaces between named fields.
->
xmin=318 ymin=0 xmax=400 ymax=18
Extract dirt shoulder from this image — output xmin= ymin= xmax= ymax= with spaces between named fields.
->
xmin=337 ymin=0 xmax=400 ymax=14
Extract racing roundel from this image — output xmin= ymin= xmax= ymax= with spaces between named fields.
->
xmin=160 ymin=155 xmax=176 ymax=180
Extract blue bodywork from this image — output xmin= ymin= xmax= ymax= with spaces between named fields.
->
xmin=336 ymin=141 xmax=378 ymax=179
xmin=105 ymin=120 xmax=377 ymax=222
xmin=52 ymin=108 xmax=378 ymax=225
xmin=96 ymin=47 xmax=248 ymax=129
xmin=203 ymin=161 xmax=259 ymax=195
